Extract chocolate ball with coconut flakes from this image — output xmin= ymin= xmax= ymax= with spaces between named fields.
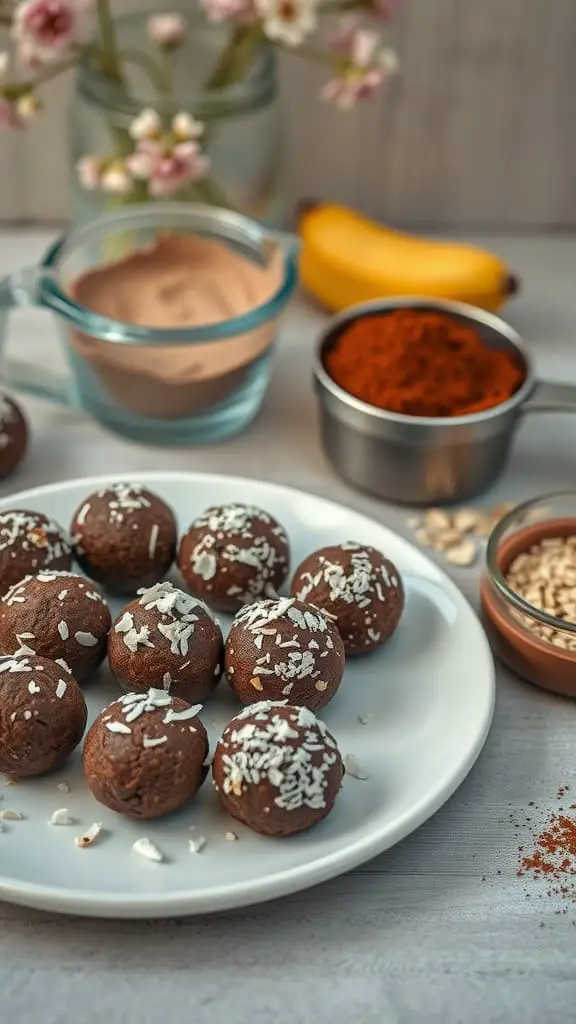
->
xmin=225 ymin=597 xmax=345 ymax=711
xmin=212 ymin=701 xmax=344 ymax=837
xmin=0 ymin=653 xmax=87 ymax=778
xmin=291 ymin=542 xmax=404 ymax=656
xmin=0 ymin=394 xmax=28 ymax=481
xmin=108 ymin=581 xmax=224 ymax=703
xmin=70 ymin=482 xmax=177 ymax=595
xmin=0 ymin=509 xmax=72 ymax=597
xmin=178 ymin=503 xmax=290 ymax=614
xmin=83 ymin=688 xmax=209 ymax=819
xmin=0 ymin=569 xmax=111 ymax=683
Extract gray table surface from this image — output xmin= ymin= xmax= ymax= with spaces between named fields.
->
xmin=1 ymin=231 xmax=576 ymax=1024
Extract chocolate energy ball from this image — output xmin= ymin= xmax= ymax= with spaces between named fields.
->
xmin=83 ymin=688 xmax=209 ymax=819
xmin=212 ymin=701 xmax=344 ymax=837
xmin=225 ymin=597 xmax=345 ymax=711
xmin=0 ymin=653 xmax=87 ymax=778
xmin=0 ymin=394 xmax=28 ymax=480
xmin=178 ymin=503 xmax=290 ymax=613
xmin=0 ymin=570 xmax=111 ymax=683
xmin=0 ymin=509 xmax=72 ymax=597
xmin=108 ymin=581 xmax=223 ymax=703
xmin=70 ymin=482 xmax=177 ymax=594
xmin=291 ymin=542 xmax=404 ymax=655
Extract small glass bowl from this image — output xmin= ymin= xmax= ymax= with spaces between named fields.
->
xmin=480 ymin=491 xmax=576 ymax=696
xmin=0 ymin=203 xmax=299 ymax=446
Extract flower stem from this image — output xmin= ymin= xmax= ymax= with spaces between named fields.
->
xmin=118 ymin=48 xmax=170 ymax=96
xmin=318 ymin=0 xmax=362 ymax=11
xmin=274 ymin=41 xmax=338 ymax=67
xmin=2 ymin=55 xmax=80 ymax=100
xmin=204 ymin=23 xmax=264 ymax=91
xmin=95 ymin=0 xmax=124 ymax=83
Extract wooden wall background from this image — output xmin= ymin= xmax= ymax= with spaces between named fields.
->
xmin=1 ymin=0 xmax=575 ymax=227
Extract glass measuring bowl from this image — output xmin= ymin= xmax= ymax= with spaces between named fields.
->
xmin=0 ymin=203 xmax=299 ymax=445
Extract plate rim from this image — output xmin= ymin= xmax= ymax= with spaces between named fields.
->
xmin=0 ymin=470 xmax=495 ymax=918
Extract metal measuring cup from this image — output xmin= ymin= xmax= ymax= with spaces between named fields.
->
xmin=313 ymin=297 xmax=576 ymax=506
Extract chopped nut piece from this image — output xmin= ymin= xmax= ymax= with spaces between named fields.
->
xmin=445 ymin=539 xmax=477 ymax=567
xmin=415 ymin=529 xmax=435 ymax=548
xmin=75 ymin=822 xmax=103 ymax=847
xmin=424 ymin=509 xmax=452 ymax=531
xmin=225 ymin=830 xmax=238 ymax=841
xmin=250 ymin=676 xmax=264 ymax=691
xmin=453 ymin=509 xmax=479 ymax=533
xmin=433 ymin=528 xmax=465 ymax=551
xmin=0 ymin=809 xmax=23 ymax=820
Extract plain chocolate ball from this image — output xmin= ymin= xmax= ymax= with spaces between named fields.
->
xmin=0 ymin=394 xmax=28 ymax=480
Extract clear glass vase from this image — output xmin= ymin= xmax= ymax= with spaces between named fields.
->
xmin=69 ymin=11 xmax=286 ymax=228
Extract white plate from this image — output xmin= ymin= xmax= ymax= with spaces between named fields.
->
xmin=0 ymin=472 xmax=495 ymax=919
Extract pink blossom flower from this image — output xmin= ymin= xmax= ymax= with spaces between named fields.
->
xmin=146 ymin=13 xmax=187 ymax=48
xmin=101 ymin=162 xmax=133 ymax=196
xmin=12 ymin=0 xmax=91 ymax=67
xmin=257 ymin=0 xmax=317 ymax=46
xmin=77 ymin=154 xmax=103 ymax=190
xmin=200 ymin=0 xmax=256 ymax=24
xmin=0 ymin=101 xmax=23 ymax=130
xmin=322 ymin=21 xmax=398 ymax=110
xmin=127 ymin=139 xmax=210 ymax=197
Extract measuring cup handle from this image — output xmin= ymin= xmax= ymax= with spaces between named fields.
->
xmin=0 ymin=268 xmax=71 ymax=407
xmin=522 ymin=379 xmax=576 ymax=416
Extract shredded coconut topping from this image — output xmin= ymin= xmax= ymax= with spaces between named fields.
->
xmin=3 ymin=570 xmax=106 ymax=608
xmin=97 ymin=482 xmax=152 ymax=521
xmin=295 ymin=544 xmax=398 ymax=607
xmin=111 ymin=688 xmax=202 ymax=727
xmin=0 ymin=510 xmax=71 ymax=560
xmin=186 ymin=503 xmax=288 ymax=601
xmin=219 ymin=701 xmax=339 ymax=812
xmin=231 ymin=598 xmax=339 ymax=683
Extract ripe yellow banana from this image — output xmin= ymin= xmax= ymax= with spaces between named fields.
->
xmin=298 ymin=203 xmax=518 ymax=313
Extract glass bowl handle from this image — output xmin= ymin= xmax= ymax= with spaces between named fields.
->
xmin=0 ymin=268 xmax=72 ymax=407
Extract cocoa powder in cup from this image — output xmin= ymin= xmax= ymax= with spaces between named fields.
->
xmin=68 ymin=234 xmax=285 ymax=420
